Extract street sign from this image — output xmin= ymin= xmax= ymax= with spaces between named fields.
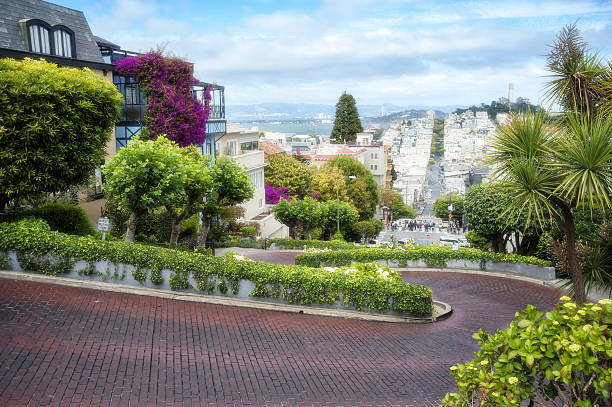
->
xmin=97 ymin=217 xmax=110 ymax=241
xmin=426 ymin=234 xmax=431 ymax=240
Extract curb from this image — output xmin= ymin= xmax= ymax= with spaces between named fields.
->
xmin=0 ymin=270 xmax=450 ymax=324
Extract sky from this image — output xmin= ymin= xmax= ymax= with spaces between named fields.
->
xmin=56 ymin=0 xmax=612 ymax=108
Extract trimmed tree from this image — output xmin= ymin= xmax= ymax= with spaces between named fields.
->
xmin=434 ymin=193 xmax=464 ymax=221
xmin=103 ymin=137 xmax=186 ymax=243
xmin=274 ymin=198 xmax=325 ymax=239
xmin=265 ymin=154 xmax=312 ymax=199
xmin=196 ymin=157 xmax=253 ymax=247
xmin=321 ymin=200 xmax=359 ymax=240
xmin=330 ymin=92 xmax=363 ymax=144
xmin=324 ymin=156 xmax=378 ymax=220
xmin=0 ymin=58 xmax=121 ymax=209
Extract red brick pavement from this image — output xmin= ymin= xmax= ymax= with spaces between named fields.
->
xmin=0 ymin=268 xmax=563 ymax=407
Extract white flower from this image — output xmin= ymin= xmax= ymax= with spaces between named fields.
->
xmin=381 ymin=271 xmax=389 ymax=279
xmin=507 ymin=376 xmax=519 ymax=385
xmin=323 ymin=267 xmax=337 ymax=272
xmin=568 ymin=344 xmax=580 ymax=353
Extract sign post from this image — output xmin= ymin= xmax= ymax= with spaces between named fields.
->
xmin=96 ymin=217 xmax=110 ymax=241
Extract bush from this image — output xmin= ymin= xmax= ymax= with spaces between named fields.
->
xmin=441 ymin=298 xmax=612 ymax=406
xmin=465 ymin=230 xmax=491 ymax=252
xmin=295 ymin=246 xmax=552 ymax=269
xmin=180 ymin=213 xmax=199 ymax=236
xmin=0 ymin=218 xmax=433 ymax=315
xmin=271 ymin=238 xmax=359 ymax=251
xmin=20 ymin=203 xmax=95 ymax=236
xmin=333 ymin=231 xmax=345 ymax=241
xmin=239 ymin=226 xmax=256 ymax=238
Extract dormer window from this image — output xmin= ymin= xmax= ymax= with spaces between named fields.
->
xmin=23 ymin=20 xmax=76 ymax=58
xmin=53 ymin=27 xmax=74 ymax=58
xmin=27 ymin=21 xmax=51 ymax=54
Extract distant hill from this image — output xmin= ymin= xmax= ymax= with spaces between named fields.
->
xmin=226 ymin=103 xmax=465 ymax=121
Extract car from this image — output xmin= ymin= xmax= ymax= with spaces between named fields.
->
xmin=458 ymin=237 xmax=470 ymax=247
xmin=439 ymin=236 xmax=459 ymax=247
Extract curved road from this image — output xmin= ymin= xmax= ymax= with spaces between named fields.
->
xmin=0 ymin=254 xmax=562 ymax=406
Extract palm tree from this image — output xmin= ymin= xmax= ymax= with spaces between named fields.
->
xmin=489 ymin=108 xmax=612 ymax=305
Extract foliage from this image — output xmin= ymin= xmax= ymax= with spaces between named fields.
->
xmin=274 ymin=197 xmax=325 ymax=239
xmin=453 ymin=97 xmax=540 ymax=119
xmin=0 ymin=218 xmax=433 ymax=315
xmin=465 ymin=230 xmax=492 ymax=252
xmin=352 ymin=221 xmax=376 ymax=242
xmin=0 ymin=58 xmax=121 ymax=209
xmin=380 ymin=187 xmax=417 ymax=220
xmin=311 ymin=166 xmax=349 ymax=202
xmin=114 ymin=51 xmax=211 ymax=147
xmin=330 ymin=92 xmax=363 ymax=144
xmin=271 ymin=238 xmax=360 ymax=251
xmin=324 ymin=156 xmax=378 ymax=220
xmin=102 ymin=137 xmax=186 ymax=242
xmin=441 ymin=298 xmax=612 ymax=407
xmin=295 ymin=246 xmax=552 ymax=269
xmin=264 ymin=154 xmax=312 ymax=199
xmin=240 ymin=226 xmax=257 ymax=238
xmin=320 ymin=200 xmax=359 ymax=240
xmin=18 ymin=203 xmax=95 ymax=236
xmin=434 ymin=193 xmax=464 ymax=220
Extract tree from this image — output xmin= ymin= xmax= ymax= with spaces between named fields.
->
xmin=324 ymin=156 xmax=378 ymax=220
xmin=265 ymin=154 xmax=312 ymax=199
xmin=433 ymin=193 xmax=464 ymax=220
xmin=464 ymin=183 xmax=542 ymax=254
xmin=311 ymin=166 xmax=349 ymax=202
xmin=320 ymin=200 xmax=358 ymax=240
xmin=196 ymin=157 xmax=253 ymax=247
xmin=330 ymin=92 xmax=363 ymax=144
xmin=164 ymin=146 xmax=212 ymax=247
xmin=103 ymin=137 xmax=186 ymax=243
xmin=274 ymin=198 xmax=326 ymax=239
xmin=487 ymin=25 xmax=612 ymax=305
xmin=352 ymin=221 xmax=376 ymax=242
xmin=0 ymin=58 xmax=121 ymax=210
xmin=380 ymin=188 xmax=417 ymax=220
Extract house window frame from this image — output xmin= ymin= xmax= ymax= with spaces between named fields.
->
xmin=26 ymin=19 xmax=52 ymax=55
xmin=52 ymin=25 xmax=76 ymax=58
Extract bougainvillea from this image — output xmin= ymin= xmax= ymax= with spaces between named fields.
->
xmin=114 ymin=51 xmax=211 ymax=147
xmin=265 ymin=183 xmax=292 ymax=205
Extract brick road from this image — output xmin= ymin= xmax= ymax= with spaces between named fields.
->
xmin=0 ymin=265 xmax=562 ymax=406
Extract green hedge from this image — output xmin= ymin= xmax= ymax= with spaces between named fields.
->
xmin=0 ymin=219 xmax=432 ymax=315
xmin=295 ymin=246 xmax=552 ymax=269
xmin=19 ymin=203 xmax=96 ymax=236
xmin=271 ymin=238 xmax=360 ymax=250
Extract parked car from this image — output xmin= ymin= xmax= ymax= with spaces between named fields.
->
xmin=458 ymin=237 xmax=470 ymax=247
xmin=439 ymin=236 xmax=459 ymax=247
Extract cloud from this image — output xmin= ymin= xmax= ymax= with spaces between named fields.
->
xmin=81 ymin=0 xmax=612 ymax=106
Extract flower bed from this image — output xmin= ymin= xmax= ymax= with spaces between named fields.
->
xmin=0 ymin=219 xmax=432 ymax=315
xmin=295 ymin=247 xmax=556 ymax=280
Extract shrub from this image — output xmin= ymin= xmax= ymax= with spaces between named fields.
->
xmin=20 ymin=203 xmax=95 ymax=236
xmin=239 ymin=226 xmax=256 ymax=238
xmin=295 ymin=246 xmax=552 ymax=269
xmin=271 ymin=238 xmax=359 ymax=251
xmin=465 ymin=230 xmax=491 ymax=252
xmin=441 ymin=298 xmax=612 ymax=406
xmin=0 ymin=218 xmax=432 ymax=315
xmin=333 ymin=231 xmax=345 ymax=241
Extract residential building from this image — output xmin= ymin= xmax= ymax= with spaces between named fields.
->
xmin=217 ymin=125 xmax=288 ymax=238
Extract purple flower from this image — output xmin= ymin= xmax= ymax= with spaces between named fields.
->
xmin=265 ymin=183 xmax=292 ymax=204
xmin=114 ymin=51 xmax=211 ymax=147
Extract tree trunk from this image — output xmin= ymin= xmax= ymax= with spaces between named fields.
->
xmin=169 ymin=217 xmax=183 ymax=247
xmin=124 ymin=211 xmax=140 ymax=243
xmin=196 ymin=217 xmax=211 ymax=248
xmin=560 ymin=206 xmax=587 ymax=305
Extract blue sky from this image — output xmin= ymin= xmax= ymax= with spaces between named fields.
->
xmin=57 ymin=0 xmax=612 ymax=107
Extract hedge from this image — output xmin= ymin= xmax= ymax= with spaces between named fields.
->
xmin=271 ymin=238 xmax=360 ymax=251
xmin=19 ymin=203 xmax=96 ymax=236
xmin=0 ymin=219 xmax=432 ymax=315
xmin=295 ymin=247 xmax=552 ymax=269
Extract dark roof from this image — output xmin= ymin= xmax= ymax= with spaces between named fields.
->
xmin=0 ymin=0 xmax=104 ymax=64
xmin=94 ymin=35 xmax=121 ymax=50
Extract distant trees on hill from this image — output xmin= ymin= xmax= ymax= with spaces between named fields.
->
xmin=453 ymin=97 xmax=540 ymax=119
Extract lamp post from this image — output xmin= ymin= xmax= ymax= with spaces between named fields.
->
xmin=336 ymin=175 xmax=356 ymax=234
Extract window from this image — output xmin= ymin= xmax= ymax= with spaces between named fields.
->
xmin=241 ymin=140 xmax=259 ymax=152
xmin=249 ymin=170 xmax=263 ymax=189
xmin=28 ymin=22 xmax=51 ymax=54
xmin=53 ymin=28 xmax=73 ymax=58
xmin=224 ymin=141 xmax=237 ymax=156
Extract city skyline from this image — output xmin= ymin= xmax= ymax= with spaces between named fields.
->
xmin=56 ymin=0 xmax=612 ymax=107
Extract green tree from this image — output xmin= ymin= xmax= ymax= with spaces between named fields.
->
xmin=274 ymin=198 xmax=325 ymax=239
xmin=103 ymin=137 xmax=186 ymax=243
xmin=321 ymin=200 xmax=358 ymax=239
xmin=164 ymin=146 xmax=212 ymax=247
xmin=265 ymin=154 xmax=312 ymax=199
xmin=380 ymin=187 xmax=417 ymax=220
xmin=324 ymin=156 xmax=378 ymax=220
xmin=434 ymin=193 xmax=464 ymax=220
xmin=196 ymin=157 xmax=253 ymax=247
xmin=330 ymin=92 xmax=363 ymax=144
xmin=352 ymin=221 xmax=376 ymax=242
xmin=0 ymin=58 xmax=121 ymax=209
xmin=311 ymin=166 xmax=349 ymax=202
xmin=487 ymin=25 xmax=612 ymax=304
xmin=464 ymin=183 xmax=542 ymax=254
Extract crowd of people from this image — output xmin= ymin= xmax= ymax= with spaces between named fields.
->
xmin=384 ymin=219 xmax=466 ymax=233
